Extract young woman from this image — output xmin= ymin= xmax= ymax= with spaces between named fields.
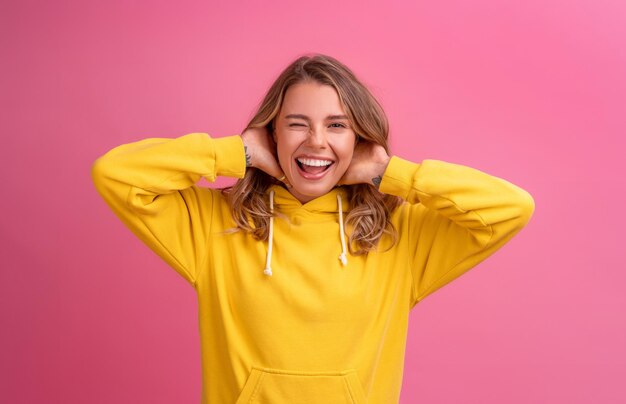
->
xmin=91 ymin=54 xmax=535 ymax=404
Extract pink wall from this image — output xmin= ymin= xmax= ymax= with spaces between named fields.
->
xmin=2 ymin=0 xmax=624 ymax=403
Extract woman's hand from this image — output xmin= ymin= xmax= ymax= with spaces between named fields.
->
xmin=240 ymin=127 xmax=288 ymax=185
xmin=339 ymin=139 xmax=391 ymax=188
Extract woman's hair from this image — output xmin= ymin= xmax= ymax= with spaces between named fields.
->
xmin=221 ymin=53 xmax=403 ymax=255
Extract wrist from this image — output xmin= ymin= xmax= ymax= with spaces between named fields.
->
xmin=240 ymin=138 xmax=253 ymax=168
xmin=371 ymin=156 xmax=390 ymax=188
xmin=244 ymin=145 xmax=252 ymax=168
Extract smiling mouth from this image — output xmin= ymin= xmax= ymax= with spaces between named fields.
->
xmin=295 ymin=158 xmax=334 ymax=175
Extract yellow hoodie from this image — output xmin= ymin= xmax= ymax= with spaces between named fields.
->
xmin=91 ymin=132 xmax=535 ymax=403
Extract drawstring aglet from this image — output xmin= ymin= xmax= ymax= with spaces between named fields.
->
xmin=263 ymin=267 xmax=273 ymax=276
xmin=339 ymin=253 xmax=348 ymax=266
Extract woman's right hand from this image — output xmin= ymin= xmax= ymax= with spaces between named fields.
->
xmin=240 ymin=127 xmax=288 ymax=185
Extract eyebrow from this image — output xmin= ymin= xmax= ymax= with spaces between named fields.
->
xmin=285 ymin=114 xmax=349 ymax=121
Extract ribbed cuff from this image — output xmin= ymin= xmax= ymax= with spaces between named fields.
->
xmin=212 ymin=135 xmax=247 ymax=179
xmin=379 ymin=156 xmax=421 ymax=201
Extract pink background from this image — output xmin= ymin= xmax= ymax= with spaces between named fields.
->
xmin=2 ymin=0 xmax=624 ymax=403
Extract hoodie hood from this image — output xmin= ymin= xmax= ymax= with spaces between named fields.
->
xmin=263 ymin=184 xmax=351 ymax=276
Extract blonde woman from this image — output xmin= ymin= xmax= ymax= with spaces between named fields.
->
xmin=91 ymin=53 xmax=535 ymax=403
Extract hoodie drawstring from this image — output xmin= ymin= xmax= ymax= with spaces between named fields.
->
xmin=263 ymin=189 xmax=348 ymax=276
xmin=263 ymin=190 xmax=275 ymax=276
xmin=337 ymin=194 xmax=348 ymax=266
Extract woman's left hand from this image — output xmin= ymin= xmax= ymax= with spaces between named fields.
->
xmin=338 ymin=140 xmax=391 ymax=188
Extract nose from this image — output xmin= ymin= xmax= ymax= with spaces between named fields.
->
xmin=305 ymin=126 xmax=328 ymax=148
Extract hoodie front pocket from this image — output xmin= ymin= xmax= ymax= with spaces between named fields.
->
xmin=235 ymin=366 xmax=367 ymax=404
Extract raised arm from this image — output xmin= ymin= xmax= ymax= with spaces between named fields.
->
xmin=379 ymin=156 xmax=536 ymax=308
xmin=90 ymin=133 xmax=246 ymax=286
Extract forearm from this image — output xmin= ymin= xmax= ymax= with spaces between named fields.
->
xmin=380 ymin=156 xmax=535 ymax=243
xmin=91 ymin=133 xmax=246 ymax=196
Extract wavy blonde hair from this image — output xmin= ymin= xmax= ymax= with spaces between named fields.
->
xmin=221 ymin=53 xmax=403 ymax=255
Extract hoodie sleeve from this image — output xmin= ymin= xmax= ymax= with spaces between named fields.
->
xmin=379 ymin=156 xmax=535 ymax=308
xmin=90 ymin=133 xmax=246 ymax=286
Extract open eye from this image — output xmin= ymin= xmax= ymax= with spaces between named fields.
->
xmin=330 ymin=123 xmax=347 ymax=128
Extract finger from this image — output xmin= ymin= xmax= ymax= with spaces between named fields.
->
xmin=275 ymin=173 xmax=287 ymax=183
xmin=336 ymin=172 xmax=349 ymax=186
xmin=260 ymin=159 xmax=291 ymax=187
xmin=272 ymin=164 xmax=293 ymax=188
xmin=274 ymin=172 xmax=292 ymax=188
xmin=276 ymin=174 xmax=292 ymax=188
xmin=264 ymin=160 xmax=284 ymax=180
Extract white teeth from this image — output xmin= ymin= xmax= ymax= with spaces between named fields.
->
xmin=297 ymin=158 xmax=333 ymax=167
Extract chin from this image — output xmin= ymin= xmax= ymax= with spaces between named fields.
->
xmin=295 ymin=182 xmax=334 ymax=196
xmin=287 ymin=178 xmax=339 ymax=203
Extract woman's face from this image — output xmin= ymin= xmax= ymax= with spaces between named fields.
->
xmin=273 ymin=81 xmax=357 ymax=203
